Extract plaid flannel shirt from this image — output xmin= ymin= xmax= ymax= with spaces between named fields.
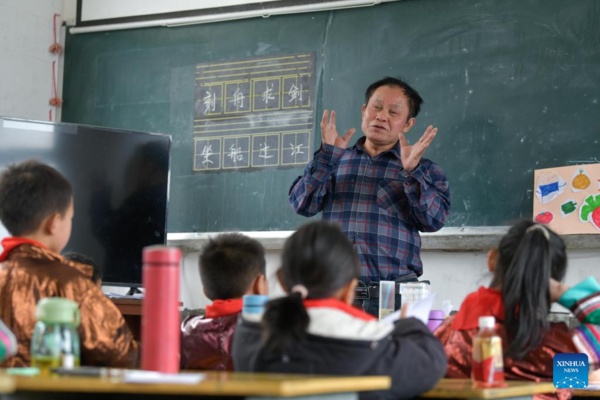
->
xmin=289 ymin=137 xmax=451 ymax=283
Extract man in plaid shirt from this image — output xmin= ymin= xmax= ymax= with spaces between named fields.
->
xmin=289 ymin=77 xmax=451 ymax=315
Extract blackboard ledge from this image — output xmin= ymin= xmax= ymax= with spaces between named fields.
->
xmin=167 ymin=227 xmax=600 ymax=253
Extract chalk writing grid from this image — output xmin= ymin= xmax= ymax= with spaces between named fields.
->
xmin=193 ymin=53 xmax=316 ymax=172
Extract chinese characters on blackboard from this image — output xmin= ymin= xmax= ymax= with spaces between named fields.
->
xmin=193 ymin=53 xmax=316 ymax=172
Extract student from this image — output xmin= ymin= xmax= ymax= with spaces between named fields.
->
xmin=63 ymin=252 xmax=103 ymax=287
xmin=180 ymin=233 xmax=268 ymax=371
xmin=0 ymin=160 xmax=138 ymax=367
xmin=233 ymin=221 xmax=446 ymax=400
xmin=435 ymin=220 xmax=600 ymax=384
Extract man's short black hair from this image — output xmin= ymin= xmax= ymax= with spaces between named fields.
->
xmin=200 ymin=233 xmax=266 ymax=300
xmin=63 ymin=252 xmax=103 ymax=284
xmin=0 ymin=160 xmax=73 ymax=236
xmin=364 ymin=77 xmax=424 ymax=119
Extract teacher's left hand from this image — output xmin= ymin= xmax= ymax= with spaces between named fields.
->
xmin=399 ymin=125 xmax=438 ymax=171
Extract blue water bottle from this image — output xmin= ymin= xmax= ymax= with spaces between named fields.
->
xmin=242 ymin=295 xmax=269 ymax=322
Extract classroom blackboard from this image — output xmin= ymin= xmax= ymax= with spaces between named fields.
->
xmin=62 ymin=0 xmax=600 ymax=232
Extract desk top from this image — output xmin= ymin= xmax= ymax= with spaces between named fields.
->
xmin=0 ymin=374 xmax=15 ymax=393
xmin=572 ymin=388 xmax=600 ymax=397
xmin=421 ymin=379 xmax=556 ymax=399
xmin=13 ymin=372 xmax=390 ymax=397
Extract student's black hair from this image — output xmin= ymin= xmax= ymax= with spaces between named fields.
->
xmin=490 ymin=220 xmax=567 ymax=359
xmin=200 ymin=233 xmax=266 ymax=300
xmin=364 ymin=77 xmax=424 ymax=119
xmin=63 ymin=252 xmax=103 ymax=284
xmin=0 ymin=159 xmax=73 ymax=236
xmin=262 ymin=221 xmax=359 ymax=354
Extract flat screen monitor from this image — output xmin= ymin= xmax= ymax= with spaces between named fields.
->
xmin=0 ymin=117 xmax=171 ymax=287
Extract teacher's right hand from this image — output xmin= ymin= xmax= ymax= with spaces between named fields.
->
xmin=321 ymin=110 xmax=356 ymax=149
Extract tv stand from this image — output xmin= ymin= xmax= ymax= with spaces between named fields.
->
xmin=125 ymin=287 xmax=143 ymax=296
xmin=110 ymin=298 xmax=142 ymax=341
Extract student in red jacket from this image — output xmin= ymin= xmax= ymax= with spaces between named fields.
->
xmin=180 ymin=233 xmax=268 ymax=371
xmin=435 ymin=220 xmax=600 ymax=399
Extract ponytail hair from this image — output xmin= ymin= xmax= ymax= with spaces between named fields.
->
xmin=262 ymin=293 xmax=309 ymax=354
xmin=491 ymin=220 xmax=567 ymax=359
xmin=261 ymin=221 xmax=359 ymax=355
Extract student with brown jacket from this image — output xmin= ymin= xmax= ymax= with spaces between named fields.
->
xmin=0 ymin=160 xmax=138 ymax=367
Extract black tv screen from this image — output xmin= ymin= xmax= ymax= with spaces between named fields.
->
xmin=0 ymin=117 xmax=171 ymax=287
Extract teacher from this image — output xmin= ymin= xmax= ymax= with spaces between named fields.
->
xmin=288 ymin=77 xmax=451 ymax=315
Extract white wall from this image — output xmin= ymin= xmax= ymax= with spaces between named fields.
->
xmin=62 ymin=0 xmax=77 ymax=24
xmin=0 ymin=0 xmax=65 ymax=121
xmin=171 ymin=247 xmax=600 ymax=312
xmin=79 ymin=0 xmax=279 ymax=22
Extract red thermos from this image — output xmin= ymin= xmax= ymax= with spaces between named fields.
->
xmin=141 ymin=245 xmax=181 ymax=373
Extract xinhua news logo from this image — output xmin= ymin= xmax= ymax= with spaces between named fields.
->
xmin=553 ymin=353 xmax=588 ymax=389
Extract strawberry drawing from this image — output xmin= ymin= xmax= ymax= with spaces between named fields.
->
xmin=580 ymin=194 xmax=600 ymax=231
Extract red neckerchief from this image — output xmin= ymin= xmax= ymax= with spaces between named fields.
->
xmin=205 ymin=299 xmax=243 ymax=319
xmin=0 ymin=237 xmax=48 ymax=262
xmin=304 ymin=298 xmax=376 ymax=321
xmin=452 ymin=286 xmax=505 ymax=330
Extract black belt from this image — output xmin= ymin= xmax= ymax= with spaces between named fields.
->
xmin=354 ymin=282 xmax=401 ymax=300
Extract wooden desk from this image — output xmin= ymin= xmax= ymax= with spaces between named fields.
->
xmin=0 ymin=374 xmax=15 ymax=394
xmin=109 ymin=298 xmax=142 ymax=341
xmin=573 ymin=388 xmax=600 ymax=397
xmin=9 ymin=371 xmax=390 ymax=400
xmin=421 ymin=379 xmax=556 ymax=400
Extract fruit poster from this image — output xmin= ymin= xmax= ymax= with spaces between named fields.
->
xmin=533 ymin=163 xmax=600 ymax=235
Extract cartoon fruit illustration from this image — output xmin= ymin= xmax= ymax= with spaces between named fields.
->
xmin=535 ymin=211 xmax=553 ymax=225
xmin=580 ymin=194 xmax=600 ymax=231
xmin=572 ymin=169 xmax=591 ymax=190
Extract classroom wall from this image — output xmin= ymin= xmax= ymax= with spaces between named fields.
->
xmin=0 ymin=0 xmax=78 ymax=252
xmin=79 ymin=0 xmax=272 ymax=22
xmin=174 ymin=248 xmax=600 ymax=312
xmin=0 ymin=0 xmax=66 ymax=121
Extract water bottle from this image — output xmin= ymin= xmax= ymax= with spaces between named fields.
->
xmin=141 ymin=245 xmax=181 ymax=373
xmin=31 ymin=298 xmax=81 ymax=375
xmin=427 ymin=310 xmax=445 ymax=332
xmin=242 ymin=295 xmax=270 ymax=322
xmin=472 ymin=316 xmax=505 ymax=387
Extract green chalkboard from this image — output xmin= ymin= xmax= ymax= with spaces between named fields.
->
xmin=63 ymin=0 xmax=600 ymax=232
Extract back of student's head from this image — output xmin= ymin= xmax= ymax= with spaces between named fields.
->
xmin=0 ymin=160 xmax=73 ymax=236
xmin=63 ymin=252 xmax=103 ymax=285
xmin=491 ymin=219 xmax=567 ymax=359
xmin=200 ymin=233 xmax=266 ymax=300
xmin=262 ymin=221 xmax=359 ymax=354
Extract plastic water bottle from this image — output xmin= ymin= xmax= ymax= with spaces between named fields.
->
xmin=141 ymin=245 xmax=181 ymax=373
xmin=242 ymin=295 xmax=269 ymax=322
xmin=472 ymin=316 xmax=505 ymax=387
xmin=427 ymin=310 xmax=445 ymax=332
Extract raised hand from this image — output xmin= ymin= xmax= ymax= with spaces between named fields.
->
xmin=321 ymin=110 xmax=356 ymax=150
xmin=399 ymin=125 xmax=438 ymax=171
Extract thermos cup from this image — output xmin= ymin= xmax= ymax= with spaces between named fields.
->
xmin=141 ymin=245 xmax=181 ymax=373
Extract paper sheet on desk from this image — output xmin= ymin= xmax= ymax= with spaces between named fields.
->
xmin=381 ymin=294 xmax=437 ymax=324
xmin=124 ymin=371 xmax=205 ymax=385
